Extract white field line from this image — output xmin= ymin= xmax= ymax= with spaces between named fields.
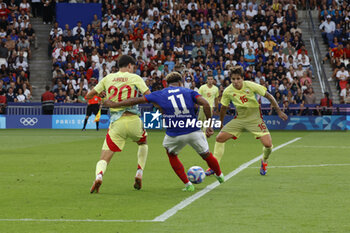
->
xmin=250 ymin=164 xmax=350 ymax=169
xmin=152 ymin=137 xmax=302 ymax=222
xmin=288 ymin=145 xmax=350 ymax=149
xmin=0 ymin=137 xmax=301 ymax=223
xmin=0 ymin=218 xmax=155 ymax=223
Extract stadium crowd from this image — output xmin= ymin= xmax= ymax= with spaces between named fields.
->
xmin=319 ymin=1 xmax=350 ymax=104
xmin=0 ymin=0 xmax=36 ymax=113
xmin=48 ymin=0 xmax=324 ymax=116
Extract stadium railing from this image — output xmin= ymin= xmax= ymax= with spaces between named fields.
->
xmin=5 ymin=103 xmax=155 ymax=115
xmin=3 ymin=103 xmax=350 ymax=116
xmin=306 ymin=1 xmax=333 ymax=98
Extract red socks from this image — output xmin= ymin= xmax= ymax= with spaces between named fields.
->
xmin=204 ymin=153 xmax=222 ymax=176
xmin=167 ymin=151 xmax=222 ymax=184
xmin=167 ymin=152 xmax=189 ymax=184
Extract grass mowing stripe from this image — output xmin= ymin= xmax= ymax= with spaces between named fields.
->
xmin=153 ymin=137 xmax=302 ymax=222
xmin=249 ymin=163 xmax=350 ymax=168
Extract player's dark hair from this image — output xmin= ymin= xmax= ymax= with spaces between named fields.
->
xmin=166 ymin=72 xmax=182 ymax=84
xmin=118 ymin=55 xmax=136 ymax=68
xmin=230 ymin=66 xmax=244 ymax=78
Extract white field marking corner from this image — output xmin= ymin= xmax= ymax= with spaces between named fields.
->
xmin=152 ymin=137 xmax=302 ymax=222
xmin=0 ymin=137 xmax=301 ymax=223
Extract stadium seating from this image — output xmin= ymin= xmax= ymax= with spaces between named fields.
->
xmin=0 ymin=0 xmax=34 ymax=104
xmin=318 ymin=2 xmax=350 ymax=104
xmin=47 ymin=0 xmax=323 ymax=115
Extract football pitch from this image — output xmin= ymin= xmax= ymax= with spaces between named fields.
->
xmin=0 ymin=129 xmax=349 ymax=233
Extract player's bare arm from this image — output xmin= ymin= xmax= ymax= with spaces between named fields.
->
xmin=264 ymin=92 xmax=288 ymax=121
xmin=104 ymin=97 xmax=147 ymax=108
xmin=214 ymin=97 xmax=219 ymax=115
xmin=196 ymin=96 xmax=212 ymax=119
xmin=86 ymin=89 xmax=98 ymax=100
xmin=103 ymin=87 xmax=150 ymax=108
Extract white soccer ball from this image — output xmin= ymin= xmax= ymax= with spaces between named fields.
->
xmin=187 ymin=166 xmax=205 ymax=184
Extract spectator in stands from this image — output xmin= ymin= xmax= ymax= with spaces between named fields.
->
xmin=340 ymin=83 xmax=350 ymax=104
xmin=344 ymin=42 xmax=350 ymax=62
xmin=16 ymin=87 xmax=26 ymax=102
xmin=322 ymin=37 xmax=341 ymax=64
xmin=22 ymin=82 xmax=31 ymax=101
xmin=304 ymin=87 xmax=317 ymax=104
xmin=66 ymin=88 xmax=77 ymax=103
xmin=330 ymin=43 xmax=344 ymax=67
xmin=300 ymin=71 xmax=312 ymax=86
xmin=53 ymin=80 xmax=65 ymax=94
xmin=0 ymin=89 xmax=6 ymax=114
xmin=50 ymin=22 xmax=63 ymax=37
xmin=6 ymin=86 xmax=17 ymax=102
xmin=41 ymin=85 xmax=55 ymax=113
xmin=5 ymin=34 xmax=15 ymax=51
xmin=42 ymin=0 xmax=53 ymax=24
xmin=0 ymin=42 xmax=8 ymax=66
xmin=264 ymin=36 xmax=277 ymax=53
xmin=31 ymin=0 xmax=41 ymax=18
xmin=24 ymin=23 xmax=37 ymax=48
xmin=191 ymin=42 xmax=206 ymax=59
xmin=44 ymin=0 xmax=312 ymax=115
xmin=184 ymin=76 xmax=192 ymax=89
xmin=336 ymin=65 xmax=349 ymax=90
xmin=319 ymin=15 xmax=336 ymax=45
xmin=318 ymin=92 xmax=333 ymax=115
xmin=55 ymin=89 xmax=66 ymax=103
xmin=0 ymin=80 xmax=5 ymax=93
xmin=281 ymin=99 xmax=293 ymax=115
xmin=77 ymin=87 xmax=87 ymax=103
xmin=19 ymin=0 xmax=30 ymax=13
xmin=295 ymin=64 xmax=305 ymax=78
xmin=244 ymin=49 xmax=256 ymax=66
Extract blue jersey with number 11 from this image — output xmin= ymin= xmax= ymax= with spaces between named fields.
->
xmin=144 ymin=86 xmax=201 ymax=136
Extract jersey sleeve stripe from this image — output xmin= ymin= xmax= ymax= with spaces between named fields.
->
xmin=144 ymin=96 xmax=149 ymax=102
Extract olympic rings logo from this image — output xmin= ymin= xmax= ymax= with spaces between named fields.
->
xmin=20 ymin=117 xmax=38 ymax=126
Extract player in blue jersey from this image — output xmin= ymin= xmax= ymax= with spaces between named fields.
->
xmin=104 ymin=72 xmax=224 ymax=191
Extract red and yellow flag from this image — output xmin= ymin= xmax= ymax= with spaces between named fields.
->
xmin=94 ymin=109 xmax=101 ymax=122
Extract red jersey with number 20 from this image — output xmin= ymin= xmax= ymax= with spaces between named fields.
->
xmin=94 ymin=71 xmax=149 ymax=113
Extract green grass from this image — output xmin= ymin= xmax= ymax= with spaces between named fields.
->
xmin=0 ymin=129 xmax=349 ymax=233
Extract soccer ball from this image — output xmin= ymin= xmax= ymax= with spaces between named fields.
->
xmin=187 ymin=166 xmax=205 ymax=184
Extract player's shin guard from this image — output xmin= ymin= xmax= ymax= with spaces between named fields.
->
xmin=213 ymin=142 xmax=225 ymax=163
xmin=137 ymin=144 xmax=148 ymax=171
xmin=263 ymin=146 xmax=273 ymax=162
xmin=167 ymin=153 xmax=189 ymax=184
xmin=203 ymin=152 xmax=222 ymax=176
xmin=95 ymin=160 xmax=107 ymax=179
